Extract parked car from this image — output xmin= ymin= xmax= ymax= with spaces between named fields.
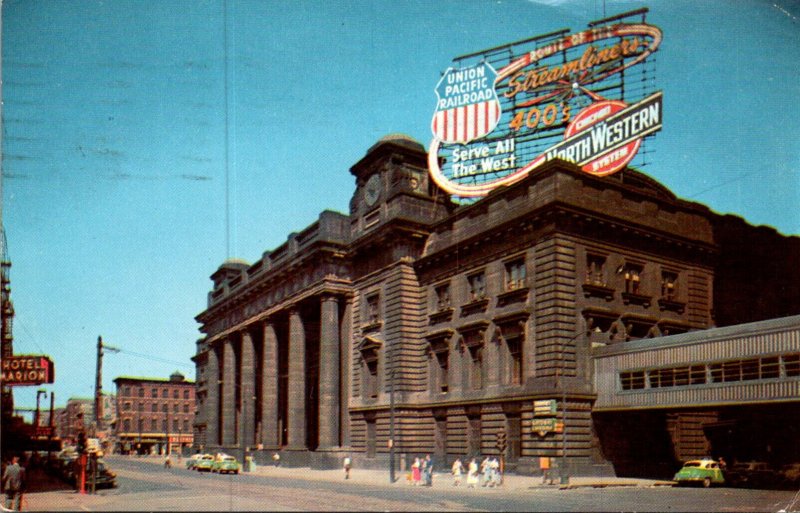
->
xmin=779 ymin=463 xmax=800 ymax=487
xmin=195 ymin=454 xmax=215 ymax=472
xmin=725 ymin=461 xmax=776 ymax=488
xmin=87 ymin=459 xmax=117 ymax=489
xmin=673 ymin=459 xmax=725 ymax=487
xmin=211 ymin=454 xmax=240 ymax=475
xmin=185 ymin=453 xmax=204 ymax=470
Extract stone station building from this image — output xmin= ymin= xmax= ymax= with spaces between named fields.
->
xmin=192 ymin=135 xmax=799 ymax=476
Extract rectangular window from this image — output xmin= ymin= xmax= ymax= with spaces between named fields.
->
xmin=184 ymin=390 xmax=190 ymax=400
xmin=648 ymin=368 xmax=668 ymax=388
xmin=674 ymin=367 xmax=689 ymax=386
xmin=173 ymin=419 xmax=179 ymax=432
xmin=162 ymin=404 xmax=168 ymax=413
xmin=690 ymin=365 xmax=707 ymax=385
xmin=623 ymin=263 xmax=643 ymax=294
xmin=507 ymin=337 xmax=523 ymax=386
xmin=723 ymin=361 xmax=741 ymax=382
xmin=183 ymin=420 xmax=189 ymax=431
xmin=138 ymin=388 xmax=145 ymax=398
xmin=710 ymin=363 xmax=723 ymax=383
xmin=366 ymin=360 xmax=378 ymax=398
xmin=151 ymin=419 xmax=157 ymax=431
xmin=162 ymin=389 xmax=168 ymax=398
xmin=505 ymin=259 xmax=526 ymax=290
xmin=468 ymin=272 xmax=486 ymax=301
xmin=151 ymin=388 xmax=158 ymax=398
xmin=762 ymin=357 xmax=780 ymax=379
xmin=784 ymin=353 xmax=800 ymax=377
xmin=620 ymin=371 xmax=645 ymax=390
xmin=470 ymin=346 xmax=484 ymax=390
xmin=435 ymin=352 xmax=449 ymax=393
xmin=162 ymin=419 xmax=168 ymax=432
xmin=435 ymin=283 xmax=451 ymax=311
xmin=151 ymin=403 xmax=157 ymax=413
xmin=741 ymin=358 xmax=760 ymax=381
xmin=366 ymin=293 xmax=380 ymax=324
xmin=173 ymin=390 xmax=179 ymax=399
xmin=661 ymin=271 xmax=678 ymax=300
xmin=586 ymin=254 xmax=606 ymax=285
xmin=124 ymin=402 xmax=131 ymax=411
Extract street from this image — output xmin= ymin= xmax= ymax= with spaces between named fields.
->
xmin=20 ymin=455 xmax=800 ymax=512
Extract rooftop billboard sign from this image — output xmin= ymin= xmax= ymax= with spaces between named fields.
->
xmin=428 ymin=9 xmax=663 ymax=198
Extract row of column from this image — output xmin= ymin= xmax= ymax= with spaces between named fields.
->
xmin=205 ymin=295 xmax=344 ymax=451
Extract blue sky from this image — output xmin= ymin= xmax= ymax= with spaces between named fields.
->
xmin=4 ymin=0 xmax=799 ymax=410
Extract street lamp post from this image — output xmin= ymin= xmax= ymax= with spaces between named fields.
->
xmin=34 ymin=388 xmax=46 ymax=428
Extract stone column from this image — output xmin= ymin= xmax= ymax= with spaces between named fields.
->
xmin=222 ymin=338 xmax=237 ymax=446
xmin=260 ymin=320 xmax=279 ymax=448
xmin=318 ymin=295 xmax=340 ymax=449
xmin=240 ymin=329 xmax=255 ymax=449
xmin=206 ymin=345 xmax=220 ymax=447
xmin=340 ymin=298 xmax=352 ymax=448
xmin=287 ymin=308 xmax=306 ymax=450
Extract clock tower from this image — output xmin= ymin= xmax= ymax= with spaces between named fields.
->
xmin=349 ymin=134 xmax=452 ymax=237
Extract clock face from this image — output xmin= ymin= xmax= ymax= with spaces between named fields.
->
xmin=364 ymin=174 xmax=381 ymax=206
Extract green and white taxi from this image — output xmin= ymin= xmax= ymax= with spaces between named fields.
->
xmin=673 ymin=459 xmax=725 ymax=487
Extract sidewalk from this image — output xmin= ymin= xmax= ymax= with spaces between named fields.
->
xmin=243 ymin=460 xmax=672 ymax=491
xmin=133 ymin=455 xmax=672 ymax=490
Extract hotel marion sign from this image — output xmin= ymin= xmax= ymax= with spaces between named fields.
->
xmin=429 ymin=12 xmax=663 ymax=197
xmin=1 ymin=355 xmax=55 ymax=386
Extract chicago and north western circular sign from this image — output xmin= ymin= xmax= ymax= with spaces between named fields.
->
xmin=428 ymin=15 xmax=664 ymax=198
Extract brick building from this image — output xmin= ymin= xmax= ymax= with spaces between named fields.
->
xmin=114 ymin=372 xmax=195 ymax=455
xmin=192 ymin=135 xmax=799 ymax=474
xmin=60 ymin=398 xmax=93 ymax=443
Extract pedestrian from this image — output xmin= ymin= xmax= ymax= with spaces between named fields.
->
xmin=451 ymin=458 xmax=463 ymax=486
xmin=481 ymin=456 xmax=491 ymax=487
xmin=467 ymin=458 xmax=479 ymax=488
xmin=272 ymin=453 xmax=280 ymax=467
xmin=423 ymin=454 xmax=433 ymax=486
xmin=2 ymin=455 xmax=25 ymax=511
xmin=164 ymin=454 xmax=172 ymax=468
xmin=491 ymin=457 xmax=501 ymax=487
xmin=343 ymin=456 xmax=351 ymax=480
xmin=411 ymin=457 xmax=421 ymax=486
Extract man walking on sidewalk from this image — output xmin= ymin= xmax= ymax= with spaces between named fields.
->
xmin=2 ymin=455 xmax=25 ymax=511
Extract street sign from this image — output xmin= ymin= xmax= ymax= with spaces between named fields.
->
xmin=532 ymin=418 xmax=557 ymax=436
xmin=534 ymin=399 xmax=557 ymax=416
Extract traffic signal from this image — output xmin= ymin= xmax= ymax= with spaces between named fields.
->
xmin=77 ymin=432 xmax=87 ymax=454
xmin=496 ymin=430 xmax=507 ymax=454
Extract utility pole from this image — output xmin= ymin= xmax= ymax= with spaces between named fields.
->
xmin=94 ymin=337 xmax=103 ymax=432
xmin=94 ymin=336 xmax=120 ymax=435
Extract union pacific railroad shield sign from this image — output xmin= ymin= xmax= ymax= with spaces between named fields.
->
xmin=432 ymin=62 xmax=501 ymax=145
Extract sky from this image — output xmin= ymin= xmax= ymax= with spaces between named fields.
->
xmin=3 ymin=0 xmax=799 ymax=411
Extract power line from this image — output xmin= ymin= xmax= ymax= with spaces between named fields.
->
xmin=685 ymin=171 xmax=757 ymax=200
xmin=113 ymin=347 xmax=193 ymax=369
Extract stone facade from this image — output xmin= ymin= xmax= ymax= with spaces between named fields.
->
xmin=193 ymin=135 xmax=796 ymax=474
